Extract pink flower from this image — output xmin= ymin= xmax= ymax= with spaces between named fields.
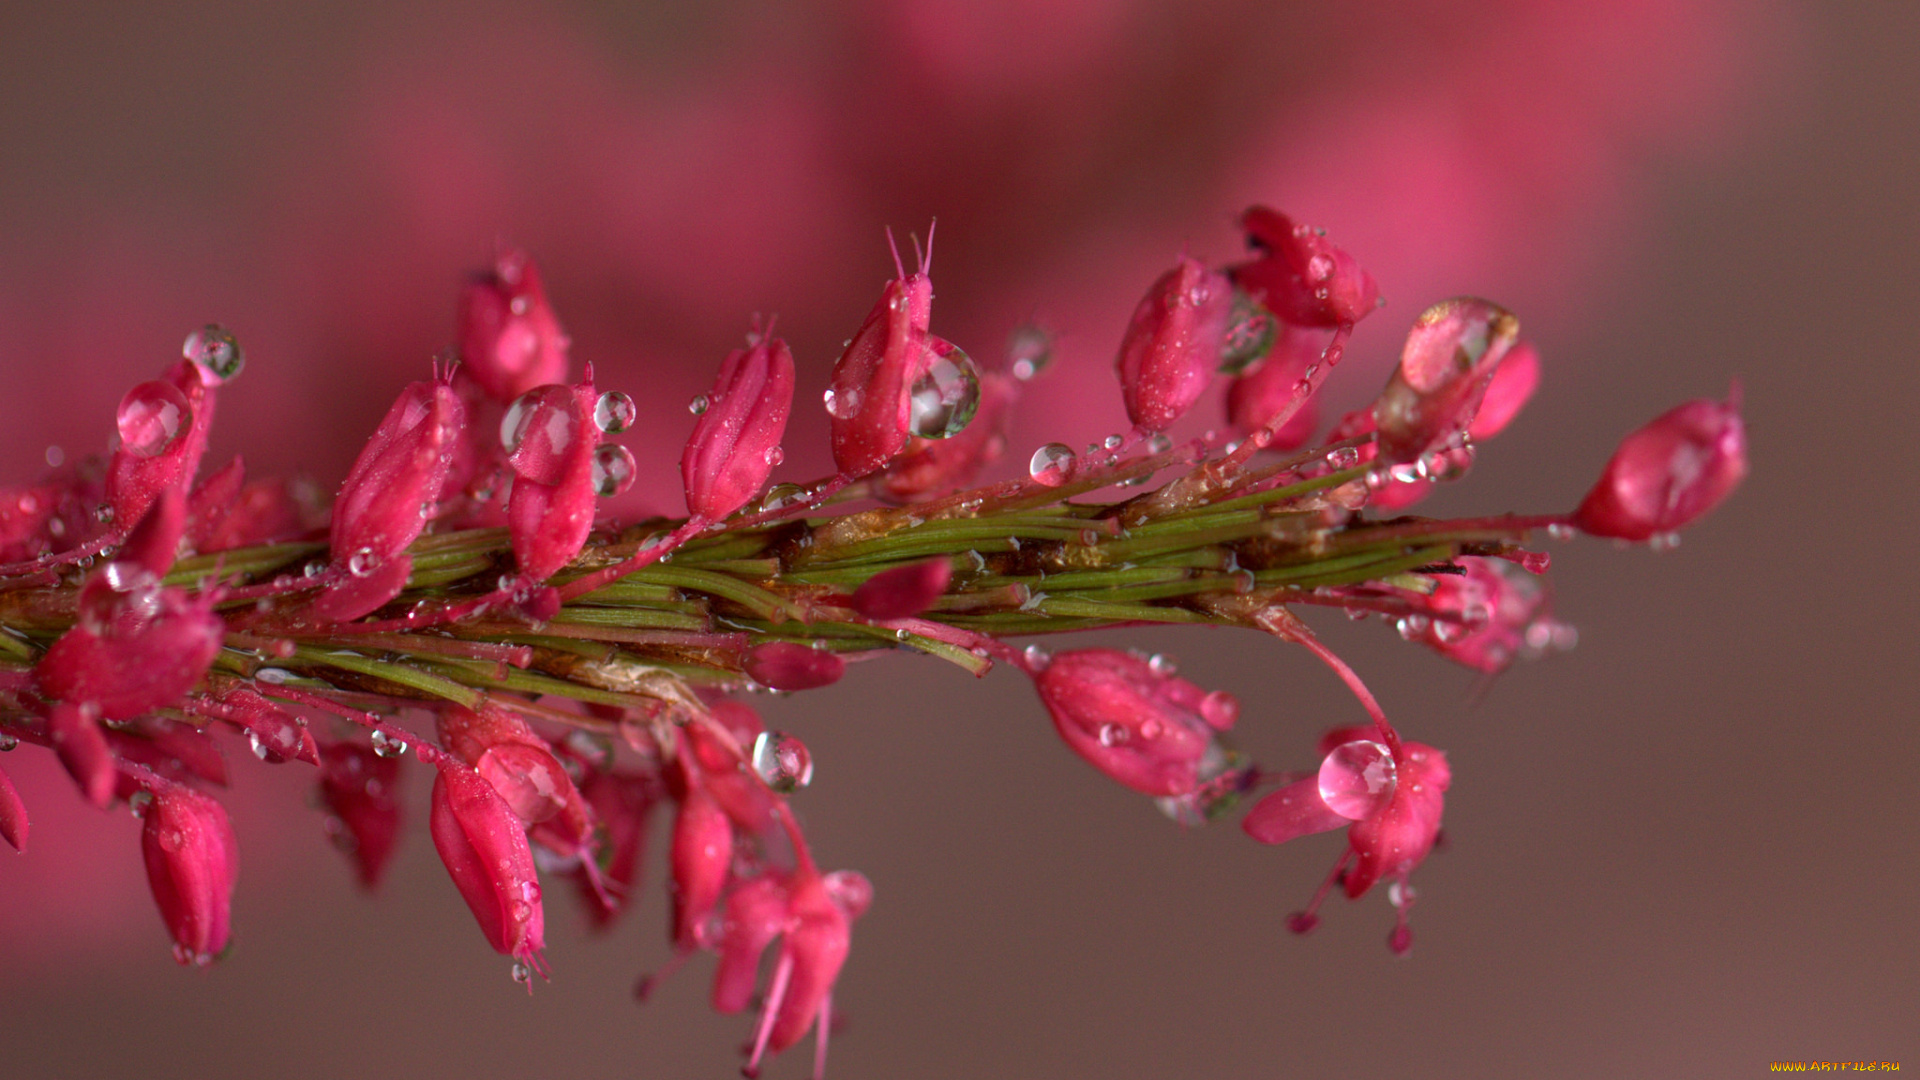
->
xmin=186 ymin=684 xmax=320 ymax=766
xmin=1398 ymin=557 xmax=1558 ymax=674
xmin=504 ymin=372 xmax=633 ymax=582
xmin=572 ymin=767 xmax=658 ymax=930
xmin=108 ymin=361 xmax=219 ymax=533
xmin=457 ymin=250 xmax=571 ymax=405
xmin=1467 ymin=339 xmax=1541 ymax=441
xmin=139 ymin=784 xmax=239 ymax=965
xmin=1226 ymin=323 xmax=1324 ymax=449
xmin=1228 ymin=207 xmax=1379 ymax=329
xmin=850 ymin=556 xmax=952 ymax=621
xmin=429 ymin=758 xmax=547 ymax=973
xmin=668 ymin=768 xmax=733 ymax=948
xmin=1372 ymin=298 xmax=1520 ymax=466
xmin=717 ymin=862 xmax=873 ymax=1078
xmin=1572 ymin=389 xmax=1747 ymax=542
xmin=318 ymin=740 xmax=405 ymax=890
xmin=1115 ymin=257 xmax=1233 ymax=433
xmin=1242 ymin=727 xmax=1450 ymax=953
xmin=1032 ymin=649 xmax=1239 ymax=798
xmin=682 ymin=331 xmax=796 ymax=522
xmin=312 ymin=377 xmax=465 ymax=621
xmin=827 ymin=244 xmax=938 ymax=479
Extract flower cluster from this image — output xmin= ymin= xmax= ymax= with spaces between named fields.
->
xmin=0 ymin=209 xmax=1744 ymax=1077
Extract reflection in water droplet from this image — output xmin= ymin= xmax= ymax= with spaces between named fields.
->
xmin=117 ymin=381 xmax=191 ymax=458
xmin=1028 ymin=443 xmax=1076 ymax=487
xmin=1318 ymin=739 xmax=1397 ymax=820
xmin=591 ymin=445 xmax=637 ymax=497
xmin=511 ymin=962 xmax=532 ymax=984
xmin=500 ymin=385 xmax=579 ymax=460
xmin=687 ymin=393 xmax=710 ymax=417
xmin=183 ymin=324 xmax=244 ymax=383
xmin=370 ymin=730 xmax=408 ymax=758
xmin=907 ymin=342 xmax=981 ymax=438
xmin=346 ymin=547 xmax=380 ymax=578
xmin=751 ymin=730 xmax=814 ymax=793
xmin=595 ymin=391 xmax=637 ymax=432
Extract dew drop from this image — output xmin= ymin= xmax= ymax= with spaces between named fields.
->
xmin=1022 ymin=644 xmax=1050 ymax=670
xmin=500 ymin=385 xmax=579 ymax=462
xmin=1097 ymin=722 xmax=1129 ymax=747
xmin=183 ymin=324 xmax=244 ymax=383
xmin=1146 ymin=653 xmax=1176 ymax=677
xmin=763 ymin=445 xmax=784 ymax=467
xmin=1648 ymin=532 xmax=1682 ymax=552
xmin=1102 ymin=433 xmax=1124 ymax=451
xmin=1218 ymin=292 xmax=1277 ymax=375
xmin=907 ymin=343 xmax=982 ymax=439
xmin=751 ymin=730 xmax=814 ymax=793
xmin=1546 ymin=523 xmax=1576 ymax=541
xmin=127 ymin=790 xmax=154 ymax=818
xmin=1395 ymin=614 xmax=1432 ymax=641
xmin=1145 ymin=433 xmax=1174 ymax=454
xmin=247 ymin=731 xmax=270 ymax=760
xmin=1028 ymin=443 xmax=1076 ymax=486
xmin=346 ymin=547 xmax=380 ymax=578
xmin=370 ymin=730 xmax=408 ymax=758
xmin=595 ymin=391 xmax=637 ymax=432
xmin=1318 ymin=739 xmax=1397 ymax=820
xmin=823 ymin=386 xmax=861 ymax=420
xmin=687 ymin=393 xmax=711 ymax=417
xmin=591 ymin=444 xmax=637 ymax=497
xmin=511 ymin=962 xmax=532 ymax=985
xmin=1326 ymin=446 xmax=1362 ymax=470
xmin=117 ymin=380 xmax=192 ymax=458
xmin=0 ymin=733 xmax=15 ymax=751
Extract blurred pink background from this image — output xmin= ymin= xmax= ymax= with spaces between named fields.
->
xmin=2 ymin=2 xmax=1915 ymax=1077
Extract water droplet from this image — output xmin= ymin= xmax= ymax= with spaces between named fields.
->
xmin=1145 ymin=433 xmax=1173 ymax=454
xmin=255 ymin=667 xmax=293 ymax=684
xmin=127 ymin=790 xmax=154 ymax=818
xmin=591 ymin=445 xmax=637 ymax=497
xmin=595 ymin=391 xmax=637 ymax=432
xmin=763 ymin=445 xmax=784 ymax=467
xmin=1022 ymin=644 xmax=1050 ymax=670
xmin=759 ymin=482 xmax=805 ymax=512
xmin=1318 ymin=739 xmax=1397 ymax=820
xmin=1326 ymin=446 xmax=1361 ymax=469
xmin=1648 ymin=532 xmax=1682 ymax=552
xmin=509 ymin=295 xmax=530 ymax=316
xmin=1103 ymin=433 xmax=1124 ymax=451
xmin=1028 ymin=443 xmax=1076 ymax=486
xmin=1146 ymin=653 xmax=1176 ymax=677
xmin=370 ymin=730 xmax=408 ymax=758
xmin=500 ymin=385 xmax=579 ymax=460
xmin=751 ymin=730 xmax=814 ymax=793
xmin=1097 ymin=722 xmax=1129 ymax=747
xmin=93 ymin=504 xmax=115 ymax=524
xmin=1387 ymin=880 xmax=1417 ymax=908
xmin=116 ymin=380 xmax=191 ymax=458
xmin=346 ymin=547 xmax=380 ymax=578
xmin=1395 ymin=614 xmax=1432 ymax=641
xmin=1546 ymin=523 xmax=1576 ymax=541
xmin=44 ymin=445 xmax=63 ymax=468
xmin=183 ymin=324 xmax=244 ymax=383
xmin=1219 ymin=291 xmax=1277 ymax=375
xmin=907 ymin=343 xmax=982 ymax=439
xmin=1007 ymin=324 xmax=1053 ymax=381
xmin=247 ymin=731 xmax=270 ymax=760
xmin=511 ymin=962 xmax=532 ymax=984
xmin=687 ymin=393 xmax=710 ymax=416
xmin=823 ymin=386 xmax=861 ymax=419
xmin=0 ymin=734 xmax=16 ymax=752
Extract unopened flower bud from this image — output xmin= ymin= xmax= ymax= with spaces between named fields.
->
xmin=1032 ymin=649 xmax=1231 ymax=797
xmin=430 ymin=759 xmax=547 ymax=971
xmin=139 ymin=784 xmax=238 ymax=965
xmin=1226 ymin=323 xmax=1324 ymax=448
xmin=683 ymin=334 xmax=795 ymax=521
xmin=712 ymin=874 xmax=789 ymax=1015
xmin=828 ymin=262 xmax=933 ymax=478
xmin=1229 ymin=207 xmax=1379 ymax=328
xmin=1572 ymin=390 xmax=1747 ymax=542
xmin=1116 ymin=257 xmax=1233 ymax=433
xmin=745 ymin=642 xmax=846 ymax=692
xmin=109 ymin=361 xmax=218 ymax=531
xmin=850 ymin=557 xmax=952 ymax=621
xmin=504 ymin=377 xmax=607 ymax=582
xmin=457 ymin=250 xmax=571 ymax=404
xmin=36 ymin=587 xmax=224 ymax=722
xmin=437 ymin=704 xmax=576 ymax=826
xmin=191 ymin=685 xmax=319 ymax=766
xmin=668 ymin=775 xmax=733 ymax=947
xmin=0 ymin=764 xmax=25 ymax=852
xmin=1373 ymin=298 xmax=1519 ymax=465
xmin=45 ymin=700 xmax=115 ymax=809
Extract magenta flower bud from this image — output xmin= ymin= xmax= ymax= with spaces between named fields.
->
xmin=119 ymin=486 xmax=187 ymax=578
xmin=879 ymin=369 xmax=1015 ymax=503
xmin=189 ymin=462 xmax=318 ymax=553
xmin=1116 ymin=257 xmax=1233 ymax=433
xmin=828 ymin=267 xmax=934 ymax=478
xmin=745 ymin=641 xmax=846 ymax=692
xmin=139 ymin=785 xmax=238 ymax=965
xmin=1225 ymin=323 xmax=1324 ymax=449
xmin=1572 ymin=391 xmax=1747 ymax=542
xmin=109 ymin=361 xmax=218 ymax=532
xmin=683 ymin=334 xmax=796 ymax=522
xmin=0 ymin=764 xmax=26 ymax=851
xmin=668 ymin=775 xmax=733 ymax=947
xmin=313 ymin=379 xmax=465 ymax=621
xmin=1372 ymin=298 xmax=1520 ymax=465
xmin=45 ymin=701 xmax=115 ymax=809
xmin=504 ymin=377 xmax=613 ymax=582
xmin=457 ymin=249 xmax=571 ymax=404
xmin=851 ymin=557 xmax=952 ymax=621
xmin=1229 ymin=206 xmax=1379 ymax=328
xmin=36 ymin=587 xmax=224 ymax=723
xmin=318 ymin=740 xmax=404 ymax=889
xmin=1468 ymin=339 xmax=1540 ymax=440
xmin=110 ymin=717 xmax=228 ymax=788
xmin=429 ymin=759 xmax=548 ymax=971
xmin=682 ymin=702 xmax=777 ymax=834
xmin=437 ymin=704 xmax=577 ymax=826
xmin=712 ymin=873 xmax=789 ymax=1015
xmin=1032 ymin=649 xmax=1228 ymax=797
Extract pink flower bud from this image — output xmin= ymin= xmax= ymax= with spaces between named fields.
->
xmin=313 ymin=379 xmax=465 ymax=621
xmin=139 ymin=785 xmax=238 ymax=965
xmin=1572 ymin=391 xmax=1747 ymax=542
xmin=1032 ymin=649 xmax=1227 ymax=797
xmin=1467 ymin=339 xmax=1540 ymax=440
xmin=318 ymin=741 xmax=404 ymax=889
xmin=683 ymin=334 xmax=796 ymax=521
xmin=745 ymin=642 xmax=846 ymax=692
xmin=189 ymin=685 xmax=319 ymax=765
xmin=668 ymin=773 xmax=733 ymax=947
xmin=504 ymin=377 xmax=613 ymax=582
xmin=1229 ymin=207 xmax=1379 ymax=328
xmin=1372 ymin=298 xmax=1520 ymax=466
xmin=879 ymin=369 xmax=1014 ymax=503
xmin=1116 ymin=257 xmax=1234 ymax=433
xmin=110 ymin=717 xmax=228 ymax=788
xmin=36 ymin=587 xmax=224 ymax=723
xmin=828 ymin=266 xmax=934 ymax=478
xmin=45 ymin=700 xmax=115 ymax=808
xmin=457 ymin=250 xmax=571 ymax=404
xmin=189 ymin=464 xmax=319 ymax=553
xmin=429 ymin=759 xmax=547 ymax=971
xmin=119 ymin=486 xmax=187 ymax=578
xmin=0 ymin=764 xmax=23 ymax=852
xmin=851 ymin=557 xmax=952 ymax=621
xmin=437 ymin=704 xmax=576 ymax=825
xmin=686 ymin=702 xmax=777 ymax=833
xmin=109 ymin=361 xmax=218 ymax=532
xmin=1225 ymin=323 xmax=1324 ymax=449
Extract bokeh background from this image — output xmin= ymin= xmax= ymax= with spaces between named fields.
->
xmin=1 ymin=2 xmax=1915 ymax=1077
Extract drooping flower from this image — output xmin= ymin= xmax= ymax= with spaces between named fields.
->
xmin=317 ymin=740 xmax=405 ymax=890
xmin=139 ymin=783 xmax=239 ymax=965
xmin=429 ymin=758 xmax=547 ymax=973
xmin=1572 ymin=389 xmax=1747 ymax=542
xmin=668 ymin=756 xmax=734 ymax=949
